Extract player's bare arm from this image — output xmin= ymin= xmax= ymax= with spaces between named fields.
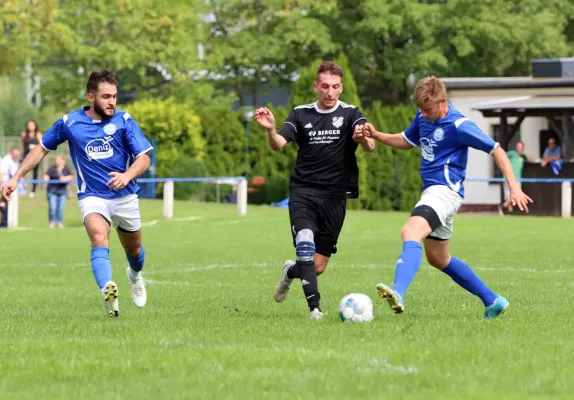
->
xmin=492 ymin=147 xmax=533 ymax=213
xmin=353 ymin=124 xmax=375 ymax=152
xmin=254 ymin=107 xmax=287 ymax=151
xmin=107 ymin=153 xmax=151 ymax=190
xmin=1 ymin=145 xmax=49 ymax=200
xmin=363 ymin=123 xmax=413 ymax=150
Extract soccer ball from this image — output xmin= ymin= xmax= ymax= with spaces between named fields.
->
xmin=338 ymin=293 xmax=374 ymax=323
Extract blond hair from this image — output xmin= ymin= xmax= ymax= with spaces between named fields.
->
xmin=412 ymin=76 xmax=447 ymax=107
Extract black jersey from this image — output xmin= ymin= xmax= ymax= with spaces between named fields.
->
xmin=278 ymin=101 xmax=367 ymax=199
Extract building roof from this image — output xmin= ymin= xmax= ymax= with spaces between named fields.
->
xmin=443 ymin=77 xmax=574 ymax=90
xmin=472 ymin=95 xmax=574 ymax=117
xmin=473 ymin=95 xmax=574 ymax=111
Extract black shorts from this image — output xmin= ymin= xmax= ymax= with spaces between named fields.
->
xmin=288 ymin=195 xmax=347 ymax=257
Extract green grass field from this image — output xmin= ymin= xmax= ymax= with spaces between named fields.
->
xmin=1 ymin=196 xmax=573 ymax=399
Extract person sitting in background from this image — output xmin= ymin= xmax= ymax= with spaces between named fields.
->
xmin=541 ymin=137 xmax=562 ymax=168
xmin=43 ymin=154 xmax=74 ymax=229
xmin=0 ymin=147 xmax=22 ymax=182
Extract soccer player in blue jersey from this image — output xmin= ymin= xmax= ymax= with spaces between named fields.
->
xmin=1 ymin=69 xmax=152 ymax=317
xmin=362 ymin=76 xmax=533 ymax=319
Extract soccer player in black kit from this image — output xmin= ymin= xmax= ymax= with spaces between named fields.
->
xmin=254 ymin=61 xmax=375 ymax=319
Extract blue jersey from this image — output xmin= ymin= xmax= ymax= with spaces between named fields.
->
xmin=403 ymin=105 xmax=498 ymax=198
xmin=41 ymin=107 xmax=153 ymax=200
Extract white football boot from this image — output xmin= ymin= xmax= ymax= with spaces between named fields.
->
xmin=102 ymin=281 xmax=119 ymax=317
xmin=273 ymin=260 xmax=295 ymax=303
xmin=310 ymin=308 xmax=324 ymax=320
xmin=127 ymin=267 xmax=147 ymax=308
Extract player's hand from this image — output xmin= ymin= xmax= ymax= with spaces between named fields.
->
xmin=254 ymin=107 xmax=275 ymax=130
xmin=505 ymin=188 xmax=533 ymax=213
xmin=363 ymin=123 xmax=377 ymax=138
xmin=353 ymin=124 xmax=365 ymax=143
xmin=1 ymin=178 xmax=18 ymax=201
xmin=107 ymin=172 xmax=131 ymax=190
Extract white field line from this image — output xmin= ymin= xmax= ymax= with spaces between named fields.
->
xmin=17 ymin=215 xmax=249 ymax=230
xmin=12 ymin=262 xmax=572 ymax=276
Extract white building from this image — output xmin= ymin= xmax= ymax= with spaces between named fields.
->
xmin=443 ymin=58 xmax=574 ymax=208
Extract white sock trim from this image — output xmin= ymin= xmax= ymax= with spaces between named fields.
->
xmin=128 ymin=268 xmax=142 ymax=280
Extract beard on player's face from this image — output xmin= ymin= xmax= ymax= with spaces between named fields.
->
xmin=93 ymin=99 xmax=115 ymax=119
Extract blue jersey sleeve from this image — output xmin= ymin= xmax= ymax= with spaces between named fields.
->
xmin=402 ymin=112 xmax=421 ymax=147
xmin=456 ymin=118 xmax=498 ymax=154
xmin=124 ymin=115 xmax=153 ymax=158
xmin=41 ymin=118 xmax=68 ymax=151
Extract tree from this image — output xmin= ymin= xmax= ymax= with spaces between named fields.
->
xmin=3 ymin=0 xmax=209 ymax=109
xmin=124 ymin=98 xmax=205 ymax=179
xmin=0 ymin=0 xmax=46 ymax=75
xmin=364 ymin=102 xmax=421 ymax=211
xmin=203 ymin=0 xmax=339 ymax=108
xmin=434 ymin=0 xmax=572 ymax=78
xmin=331 ymin=0 xmax=574 ymax=106
xmin=0 ymin=76 xmax=62 ymax=137
xmin=329 ymin=0 xmax=447 ymax=106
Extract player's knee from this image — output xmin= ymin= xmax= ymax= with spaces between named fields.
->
xmin=127 ymin=234 xmax=142 ymax=253
xmin=295 ymin=229 xmax=315 ymax=262
xmin=314 ymin=257 xmax=328 ymax=275
xmin=403 ymin=206 xmax=441 ymax=241
xmin=426 ymin=250 xmax=450 ymax=269
xmin=400 ymin=224 xmax=424 ymax=242
xmin=90 ymin=232 xmax=108 ymax=247
xmin=400 ymin=225 xmax=413 ymax=241
xmin=125 ymin=242 xmax=141 ymax=257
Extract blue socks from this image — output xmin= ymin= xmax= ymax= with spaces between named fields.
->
xmin=90 ymin=245 xmax=146 ymax=289
xmin=442 ymin=257 xmax=497 ymax=306
xmin=390 ymin=240 xmax=497 ymax=307
xmin=392 ymin=241 xmax=423 ymax=297
xmin=126 ymin=244 xmax=145 ymax=272
xmin=91 ymin=247 xmax=112 ymax=289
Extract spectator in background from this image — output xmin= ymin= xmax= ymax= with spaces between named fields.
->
xmin=43 ymin=155 xmax=74 ymax=229
xmin=0 ymin=148 xmax=21 ymax=227
xmin=21 ymin=120 xmax=43 ymax=198
xmin=0 ymin=148 xmax=21 ymax=182
xmin=504 ymin=141 xmax=531 ymax=212
xmin=541 ymin=137 xmax=562 ymax=168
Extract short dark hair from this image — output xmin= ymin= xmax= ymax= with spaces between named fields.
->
xmin=316 ymin=61 xmax=344 ymax=81
xmin=87 ymin=69 xmax=117 ymax=94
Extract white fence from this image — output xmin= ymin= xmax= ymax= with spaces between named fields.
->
xmin=4 ymin=176 xmax=248 ymax=229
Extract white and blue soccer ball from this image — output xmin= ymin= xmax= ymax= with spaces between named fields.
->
xmin=338 ymin=293 xmax=374 ymax=323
